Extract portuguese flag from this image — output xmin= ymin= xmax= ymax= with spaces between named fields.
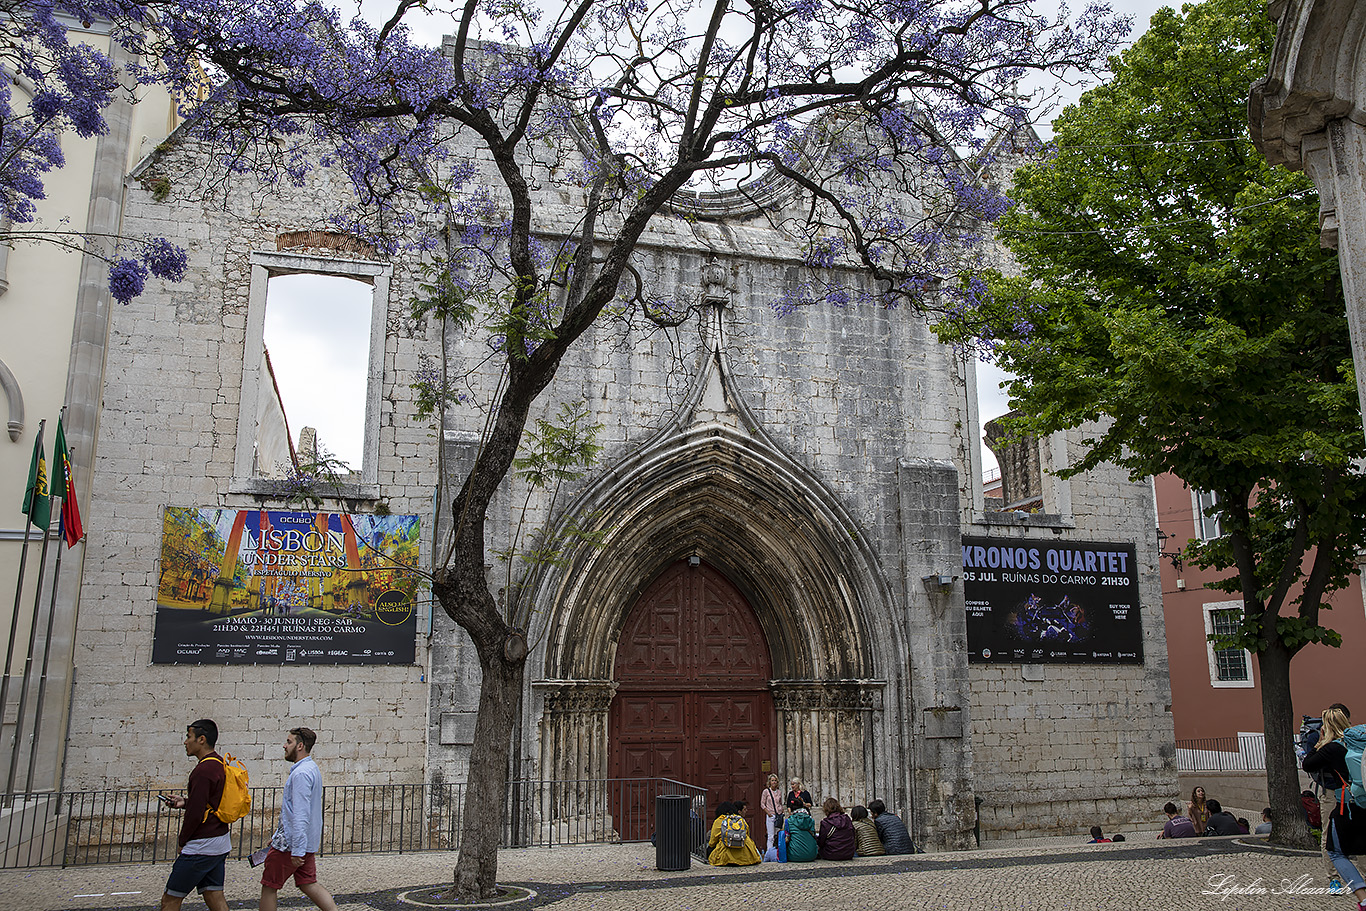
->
xmin=53 ymin=418 xmax=83 ymax=547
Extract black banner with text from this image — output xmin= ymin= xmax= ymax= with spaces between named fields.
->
xmin=962 ymin=537 xmax=1143 ymax=664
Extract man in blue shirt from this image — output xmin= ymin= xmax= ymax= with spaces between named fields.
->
xmin=259 ymin=727 xmax=338 ymax=911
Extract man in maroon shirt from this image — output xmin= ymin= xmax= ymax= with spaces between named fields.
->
xmin=159 ymin=719 xmax=231 ymax=911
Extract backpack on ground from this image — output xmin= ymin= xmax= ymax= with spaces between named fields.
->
xmin=204 ymin=754 xmax=251 ymax=823
xmin=721 ymin=814 xmax=747 ymax=848
xmin=1339 ymin=725 xmax=1366 ymax=811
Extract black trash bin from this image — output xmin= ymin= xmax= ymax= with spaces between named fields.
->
xmin=656 ymin=794 xmax=692 ymax=871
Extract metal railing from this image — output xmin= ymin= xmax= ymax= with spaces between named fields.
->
xmin=1175 ymin=734 xmax=1267 ymax=772
xmin=0 ymin=777 xmax=708 ymax=869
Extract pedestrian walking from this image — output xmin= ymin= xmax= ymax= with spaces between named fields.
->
xmin=259 ymin=727 xmax=339 ymax=911
xmin=159 ymin=719 xmax=231 ymax=911
xmin=1302 ymin=704 xmax=1366 ymax=911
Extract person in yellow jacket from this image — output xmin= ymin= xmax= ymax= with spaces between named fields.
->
xmin=707 ymin=800 xmax=761 ymax=866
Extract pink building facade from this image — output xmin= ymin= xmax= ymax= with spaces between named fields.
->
xmin=1154 ymin=472 xmax=1366 ymax=743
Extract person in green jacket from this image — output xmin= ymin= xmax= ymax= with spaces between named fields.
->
xmin=784 ymin=808 xmax=819 ymax=862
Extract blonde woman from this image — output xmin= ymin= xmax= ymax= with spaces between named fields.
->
xmin=1303 ymin=704 xmax=1366 ymax=911
xmin=760 ymin=774 xmax=784 ymax=851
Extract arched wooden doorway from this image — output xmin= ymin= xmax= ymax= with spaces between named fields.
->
xmin=610 ymin=560 xmax=775 ymax=842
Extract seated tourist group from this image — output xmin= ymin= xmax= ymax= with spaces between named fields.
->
xmin=707 ymin=774 xmax=917 ymax=867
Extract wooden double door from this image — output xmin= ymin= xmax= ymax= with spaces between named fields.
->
xmin=610 ymin=561 xmax=775 ymax=841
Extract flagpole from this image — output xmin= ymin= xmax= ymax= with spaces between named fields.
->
xmin=0 ymin=418 xmax=43 ymax=800
xmin=6 ymin=488 xmax=55 ymax=795
xmin=0 ymin=527 xmax=35 ymax=802
xmin=26 ymin=420 xmax=74 ymax=796
xmin=25 ymin=521 xmax=64 ymax=795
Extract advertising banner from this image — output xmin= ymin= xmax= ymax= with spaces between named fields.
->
xmin=962 ymin=536 xmax=1143 ymax=664
xmin=153 ymin=506 xmax=421 ymax=664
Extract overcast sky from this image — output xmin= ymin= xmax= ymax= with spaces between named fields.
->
xmin=264 ymin=273 xmax=373 ymax=471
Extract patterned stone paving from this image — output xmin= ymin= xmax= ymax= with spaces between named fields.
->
xmin=0 ymin=837 xmax=1354 ymax=911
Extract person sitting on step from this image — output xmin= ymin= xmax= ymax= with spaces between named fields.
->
xmin=783 ymin=808 xmax=819 ymax=863
xmin=850 ymin=805 xmax=884 ymax=857
xmin=867 ymin=799 xmax=915 ymax=854
xmin=707 ymin=800 xmax=761 ymax=866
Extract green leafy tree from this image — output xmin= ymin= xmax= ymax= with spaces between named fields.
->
xmin=938 ymin=0 xmax=1366 ymax=849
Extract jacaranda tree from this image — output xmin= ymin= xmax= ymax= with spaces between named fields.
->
xmin=2 ymin=0 xmax=187 ymax=297
xmin=16 ymin=0 xmax=1125 ymax=897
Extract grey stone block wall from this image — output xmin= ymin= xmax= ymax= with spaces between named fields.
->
xmin=427 ymin=253 xmax=978 ymax=848
xmin=897 ymin=458 xmax=976 ymax=850
xmin=55 ymin=101 xmax=1174 ymax=857
xmin=965 ymin=430 xmax=1176 ymax=841
xmin=62 ymin=145 xmax=435 ymax=789
xmin=968 ymin=663 xmax=1175 ymax=838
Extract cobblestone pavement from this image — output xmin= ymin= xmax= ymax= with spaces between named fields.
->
xmin=0 ymin=837 xmax=1355 ymax=911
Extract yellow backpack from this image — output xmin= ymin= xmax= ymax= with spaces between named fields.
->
xmin=203 ymin=754 xmax=251 ymax=824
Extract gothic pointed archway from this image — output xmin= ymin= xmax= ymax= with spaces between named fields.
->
xmin=529 ymin=424 xmax=905 ymax=841
xmin=609 ymin=560 xmax=774 ymax=841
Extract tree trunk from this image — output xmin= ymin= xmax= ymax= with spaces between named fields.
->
xmin=434 ymin=522 xmax=529 ymax=903
xmin=1259 ymin=640 xmax=1314 ymax=849
xmin=448 ymin=616 xmax=526 ymax=899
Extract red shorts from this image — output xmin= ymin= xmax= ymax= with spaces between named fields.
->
xmin=260 ymin=848 xmax=318 ymax=890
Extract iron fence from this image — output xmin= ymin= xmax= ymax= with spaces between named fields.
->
xmin=0 ymin=777 xmax=708 ymax=869
xmin=1174 ymin=734 xmax=1267 ymax=772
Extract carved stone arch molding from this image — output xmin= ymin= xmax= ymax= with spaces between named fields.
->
xmin=1250 ymin=1 xmax=1366 ymax=427
xmin=528 ymin=422 xmax=898 ymax=803
xmin=0 ymin=359 xmax=24 ymax=441
xmin=543 ymin=427 xmax=886 ymax=681
xmin=1252 ymin=0 xmax=1366 ymax=178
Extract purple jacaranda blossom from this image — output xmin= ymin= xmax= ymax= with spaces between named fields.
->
xmin=107 ymin=258 xmax=147 ymax=304
xmin=4 ymin=0 xmax=187 ymax=300
xmin=143 ymin=237 xmax=188 ymax=281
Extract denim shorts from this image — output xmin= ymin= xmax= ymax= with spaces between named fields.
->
xmin=164 ymin=851 xmax=227 ymax=897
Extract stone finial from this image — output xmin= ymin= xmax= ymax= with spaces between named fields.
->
xmin=701 ymin=257 xmax=731 ymax=306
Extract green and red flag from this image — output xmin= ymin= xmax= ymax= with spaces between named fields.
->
xmin=21 ymin=422 xmax=50 ymax=530
xmin=53 ymin=418 xmax=83 ymax=547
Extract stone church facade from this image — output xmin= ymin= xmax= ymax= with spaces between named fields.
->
xmin=55 ymin=95 xmax=1175 ymax=847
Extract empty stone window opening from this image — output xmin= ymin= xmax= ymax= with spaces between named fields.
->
xmin=233 ymin=252 xmax=391 ymax=495
xmin=258 ymin=273 xmax=372 ymax=478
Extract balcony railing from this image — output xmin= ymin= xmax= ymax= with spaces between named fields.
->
xmin=1174 ymin=734 xmax=1267 ymax=772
